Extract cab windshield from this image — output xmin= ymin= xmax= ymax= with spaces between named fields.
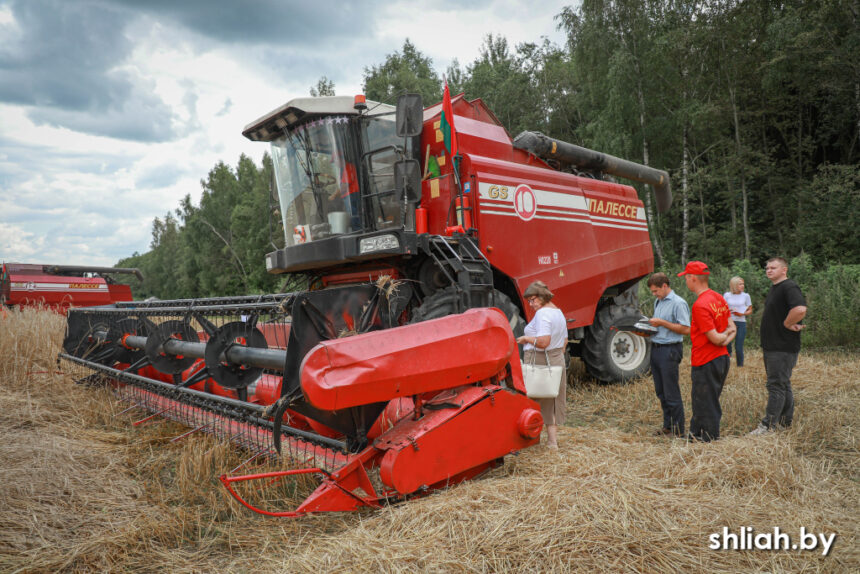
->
xmin=271 ymin=116 xmax=360 ymax=246
xmin=271 ymin=113 xmax=405 ymax=247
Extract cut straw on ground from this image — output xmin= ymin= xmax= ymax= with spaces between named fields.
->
xmin=0 ymin=307 xmax=857 ymax=573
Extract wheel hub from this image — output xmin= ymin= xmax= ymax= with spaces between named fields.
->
xmin=613 ymin=337 xmax=631 ymax=358
xmin=609 ymin=330 xmax=647 ymax=370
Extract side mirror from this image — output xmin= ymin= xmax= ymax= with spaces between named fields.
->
xmin=395 ymin=159 xmax=422 ymax=203
xmin=396 ymin=94 xmax=423 ymax=138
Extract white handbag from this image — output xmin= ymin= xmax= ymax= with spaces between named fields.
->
xmin=523 ymin=348 xmax=563 ymax=399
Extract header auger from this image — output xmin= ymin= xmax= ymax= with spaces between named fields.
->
xmin=61 ymin=90 xmax=669 ymax=516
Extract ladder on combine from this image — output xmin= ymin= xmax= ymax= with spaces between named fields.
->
xmin=420 ymin=234 xmax=494 ymax=311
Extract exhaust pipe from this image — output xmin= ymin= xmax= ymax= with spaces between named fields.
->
xmin=513 ymin=131 xmax=672 ymax=213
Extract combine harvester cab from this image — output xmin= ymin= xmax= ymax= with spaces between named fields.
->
xmin=61 ymin=91 xmax=670 ymax=516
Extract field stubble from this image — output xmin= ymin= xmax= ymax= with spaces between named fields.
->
xmin=0 ymin=307 xmax=857 ymax=573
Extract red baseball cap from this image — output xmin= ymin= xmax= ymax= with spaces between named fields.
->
xmin=677 ymin=261 xmax=710 ymax=276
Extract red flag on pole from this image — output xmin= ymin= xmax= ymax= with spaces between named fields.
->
xmin=440 ymin=81 xmax=458 ymax=159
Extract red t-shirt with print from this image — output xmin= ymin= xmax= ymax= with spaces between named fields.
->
xmin=690 ymin=289 xmax=731 ymax=366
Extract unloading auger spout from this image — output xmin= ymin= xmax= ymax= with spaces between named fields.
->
xmin=512 ymin=130 xmax=673 ymax=213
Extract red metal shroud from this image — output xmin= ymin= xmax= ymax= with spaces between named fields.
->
xmin=262 ymin=383 xmax=543 ymax=516
xmin=221 ymin=308 xmax=542 ymax=516
xmin=377 ymin=384 xmax=541 ymax=495
xmin=300 ymin=307 xmax=519 ymax=410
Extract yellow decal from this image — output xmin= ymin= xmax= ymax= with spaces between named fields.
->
xmin=710 ymin=301 xmax=730 ymax=321
xmin=551 ymin=141 xmax=557 ymax=154
xmin=437 ymin=154 xmax=445 ymax=166
xmin=487 ymin=184 xmax=509 ymax=200
xmin=430 ymin=178 xmax=440 ymax=198
xmin=588 ymin=199 xmax=637 ymax=219
xmin=435 ymin=129 xmax=443 ymax=143
xmin=69 ymin=283 xmax=99 ymax=289
xmin=433 ymin=120 xmax=440 ymax=130
xmin=559 ymin=270 xmax=565 ymax=277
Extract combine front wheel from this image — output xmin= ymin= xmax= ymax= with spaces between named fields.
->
xmin=411 ymin=287 xmax=525 ymax=342
xmin=582 ymin=305 xmax=650 ymax=383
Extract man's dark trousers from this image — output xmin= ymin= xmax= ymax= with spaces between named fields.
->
xmin=651 ymin=342 xmax=684 ymax=435
xmin=690 ymin=354 xmax=730 ymax=441
xmin=762 ymin=351 xmax=797 ymax=428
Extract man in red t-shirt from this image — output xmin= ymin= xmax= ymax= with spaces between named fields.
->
xmin=678 ymin=261 xmax=737 ymax=441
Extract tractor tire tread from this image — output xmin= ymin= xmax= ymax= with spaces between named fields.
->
xmin=582 ymin=304 xmax=650 ymax=383
xmin=411 ymin=287 xmax=526 ymax=341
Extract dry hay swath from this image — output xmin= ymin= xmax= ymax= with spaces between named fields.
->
xmin=0 ymin=307 xmax=857 ymax=573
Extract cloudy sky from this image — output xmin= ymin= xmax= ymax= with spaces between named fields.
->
xmin=0 ymin=0 xmax=572 ymax=266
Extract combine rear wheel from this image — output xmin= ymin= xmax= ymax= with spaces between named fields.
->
xmin=411 ymin=287 xmax=526 ymax=342
xmin=582 ymin=305 xmax=650 ymax=383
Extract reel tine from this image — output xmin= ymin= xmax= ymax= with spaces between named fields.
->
xmin=116 ymin=403 xmax=142 ymax=417
xmin=133 ymin=407 xmax=169 ymax=427
xmin=170 ymin=424 xmax=208 ymax=443
xmin=230 ymin=451 xmax=265 ymax=475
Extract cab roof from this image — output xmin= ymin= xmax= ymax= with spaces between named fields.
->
xmin=243 ymin=96 xmax=394 ymax=142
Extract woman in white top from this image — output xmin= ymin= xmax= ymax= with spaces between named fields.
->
xmin=515 ymin=281 xmax=568 ymax=448
xmin=724 ymin=276 xmax=753 ymax=367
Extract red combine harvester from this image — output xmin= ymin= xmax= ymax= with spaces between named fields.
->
xmin=60 ymin=93 xmax=670 ymax=517
xmin=1 ymin=263 xmax=141 ymax=313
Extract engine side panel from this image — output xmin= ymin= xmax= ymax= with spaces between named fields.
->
xmin=468 ymin=154 xmax=653 ymax=327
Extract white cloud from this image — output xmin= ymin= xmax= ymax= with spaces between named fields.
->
xmin=0 ymin=222 xmax=44 ymax=260
xmin=0 ymin=0 xmax=574 ymax=268
xmin=377 ymin=0 xmax=570 ymax=73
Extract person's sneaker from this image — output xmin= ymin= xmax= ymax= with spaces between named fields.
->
xmin=747 ymin=423 xmax=772 ymax=436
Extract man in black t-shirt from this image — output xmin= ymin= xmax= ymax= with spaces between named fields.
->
xmin=749 ymin=257 xmax=807 ymax=435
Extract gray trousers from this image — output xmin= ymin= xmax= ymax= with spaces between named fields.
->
xmin=761 ymin=351 xmax=798 ymax=428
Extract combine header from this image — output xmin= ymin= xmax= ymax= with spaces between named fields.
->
xmin=61 ymin=91 xmax=670 ymax=516
xmin=1 ymin=263 xmax=141 ymax=313
xmin=60 ymin=283 xmax=541 ymax=516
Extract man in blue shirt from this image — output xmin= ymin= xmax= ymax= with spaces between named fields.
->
xmin=647 ymin=273 xmax=691 ymax=436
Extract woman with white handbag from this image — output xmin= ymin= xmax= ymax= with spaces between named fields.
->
xmin=515 ymin=281 xmax=567 ymax=449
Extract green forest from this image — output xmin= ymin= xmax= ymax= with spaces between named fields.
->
xmin=119 ymin=0 xmax=859 ymax=312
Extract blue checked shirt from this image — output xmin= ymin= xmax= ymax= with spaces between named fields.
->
xmin=652 ymin=289 xmax=691 ymax=344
